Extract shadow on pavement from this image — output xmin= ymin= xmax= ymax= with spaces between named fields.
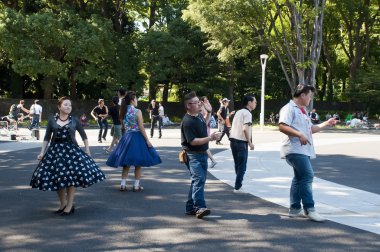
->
xmin=0 ymin=146 xmax=379 ymax=251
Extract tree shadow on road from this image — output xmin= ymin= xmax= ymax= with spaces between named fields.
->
xmin=1 ymin=146 xmax=380 ymax=251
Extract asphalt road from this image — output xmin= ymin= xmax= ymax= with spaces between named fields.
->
xmin=0 ymin=128 xmax=380 ymax=251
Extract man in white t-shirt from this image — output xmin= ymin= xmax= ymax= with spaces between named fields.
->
xmin=29 ymin=100 xmax=42 ymax=129
xmin=229 ymin=95 xmax=257 ymax=193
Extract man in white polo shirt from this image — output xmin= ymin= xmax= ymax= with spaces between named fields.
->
xmin=279 ymin=84 xmax=338 ymax=222
xmin=229 ymin=94 xmax=257 ymax=193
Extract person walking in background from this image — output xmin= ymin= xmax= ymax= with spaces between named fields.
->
xmin=80 ymin=113 xmax=89 ymax=127
xmin=30 ymin=97 xmax=106 ymax=216
xmin=158 ymin=102 xmax=164 ymax=129
xmin=308 ymin=108 xmax=319 ymax=124
xmin=118 ymin=87 xmax=127 ymax=134
xmin=148 ymin=100 xmax=162 ymax=138
xmin=200 ymin=96 xmax=217 ymax=168
xmin=279 ymin=84 xmax=338 ymax=222
xmin=107 ymin=91 xmax=161 ymax=192
xmin=181 ymin=91 xmax=221 ymax=219
xmin=216 ymin=98 xmax=234 ymax=144
xmin=230 ymin=95 xmax=257 ymax=193
xmin=91 ymin=99 xmax=109 ymax=143
xmin=28 ymin=99 xmax=42 ymax=130
xmin=105 ymin=96 xmax=122 ymax=153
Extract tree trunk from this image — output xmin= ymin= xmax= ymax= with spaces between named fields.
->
xmin=162 ymin=83 xmax=169 ymax=103
xmin=41 ymin=76 xmax=54 ymax=99
xmin=22 ymin=0 xmax=28 ymax=13
xmin=148 ymin=0 xmax=158 ymax=29
xmin=69 ymin=70 xmax=77 ymax=100
xmin=148 ymin=76 xmax=156 ymax=101
xmin=9 ymin=71 xmax=24 ymax=98
xmin=327 ymin=70 xmax=333 ymax=102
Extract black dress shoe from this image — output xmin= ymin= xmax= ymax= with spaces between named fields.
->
xmin=60 ymin=206 xmax=75 ymax=216
xmin=54 ymin=206 xmax=66 ymax=214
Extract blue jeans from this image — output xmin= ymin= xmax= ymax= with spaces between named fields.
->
xmin=29 ymin=115 xmax=40 ymax=130
xmin=97 ymin=118 xmax=108 ymax=141
xmin=286 ymin=154 xmax=315 ymax=211
xmin=230 ymin=139 xmax=248 ymax=190
xmin=185 ymin=153 xmax=208 ymax=212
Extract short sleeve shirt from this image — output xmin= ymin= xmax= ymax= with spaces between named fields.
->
xmin=108 ymin=106 xmax=121 ymax=125
xmin=181 ymin=113 xmax=208 ymax=152
xmin=279 ymin=100 xmax=315 ymax=159
xmin=229 ymin=108 xmax=252 ymax=142
xmin=92 ymin=106 xmax=107 ymax=119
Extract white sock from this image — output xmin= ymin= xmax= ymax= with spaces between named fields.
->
xmin=134 ymin=180 xmax=140 ymax=187
xmin=121 ymin=179 xmax=126 ymax=186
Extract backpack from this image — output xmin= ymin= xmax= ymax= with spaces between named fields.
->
xmin=9 ymin=104 xmax=20 ymax=119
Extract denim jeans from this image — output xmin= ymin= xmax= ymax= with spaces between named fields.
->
xmin=97 ymin=118 xmax=108 ymax=141
xmin=286 ymin=154 xmax=315 ymax=211
xmin=29 ymin=115 xmax=40 ymax=130
xmin=185 ymin=153 xmax=208 ymax=212
xmin=150 ymin=115 xmax=162 ymax=137
xmin=230 ymin=139 xmax=248 ymax=190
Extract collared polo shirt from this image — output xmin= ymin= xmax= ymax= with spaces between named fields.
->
xmin=279 ymin=100 xmax=315 ymax=159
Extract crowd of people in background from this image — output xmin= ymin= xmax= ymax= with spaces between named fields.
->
xmin=2 ymin=86 xmax=380 ymax=222
xmin=0 ymin=99 xmax=42 ymax=134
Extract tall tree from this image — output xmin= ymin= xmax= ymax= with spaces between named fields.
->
xmin=184 ymin=0 xmax=327 ymax=99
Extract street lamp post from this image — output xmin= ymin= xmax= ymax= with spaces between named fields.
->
xmin=260 ymin=54 xmax=268 ymax=131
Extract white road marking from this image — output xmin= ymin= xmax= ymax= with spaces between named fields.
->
xmin=210 ymin=136 xmax=380 ymax=235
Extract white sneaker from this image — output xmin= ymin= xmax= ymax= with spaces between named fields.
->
xmin=305 ymin=211 xmax=326 ymax=222
xmin=210 ymin=160 xmax=217 ymax=168
xmin=288 ymin=209 xmax=305 ymax=218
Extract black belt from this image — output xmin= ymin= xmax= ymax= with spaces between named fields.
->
xmin=186 ymin=150 xmax=207 ymax=154
xmin=230 ymin=138 xmax=248 ymax=144
xmin=53 ymin=138 xmax=72 ymax=143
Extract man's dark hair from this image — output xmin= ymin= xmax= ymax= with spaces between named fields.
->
xmin=184 ymin=91 xmax=197 ymax=104
xmin=293 ymin=84 xmax=315 ymax=97
xmin=200 ymin=96 xmax=207 ymax=102
xmin=242 ymin=94 xmax=255 ymax=106
xmin=112 ymin=96 xmax=119 ymax=105
xmin=118 ymin=87 xmax=126 ymax=97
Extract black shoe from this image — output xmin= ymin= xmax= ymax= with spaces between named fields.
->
xmin=60 ymin=206 xmax=75 ymax=216
xmin=196 ymin=208 xmax=211 ymax=219
xmin=159 ymin=135 xmax=162 ymax=139
xmin=98 ymin=140 xmax=102 ymax=143
xmin=54 ymin=206 xmax=66 ymax=214
xmin=102 ymin=137 xmax=106 ymax=141
xmin=186 ymin=210 xmax=196 ymax=216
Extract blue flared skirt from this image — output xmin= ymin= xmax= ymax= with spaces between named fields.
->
xmin=106 ymin=131 xmax=161 ymax=168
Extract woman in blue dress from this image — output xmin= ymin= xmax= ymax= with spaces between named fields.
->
xmin=30 ymin=97 xmax=106 ymax=216
xmin=107 ymin=91 xmax=161 ymax=191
